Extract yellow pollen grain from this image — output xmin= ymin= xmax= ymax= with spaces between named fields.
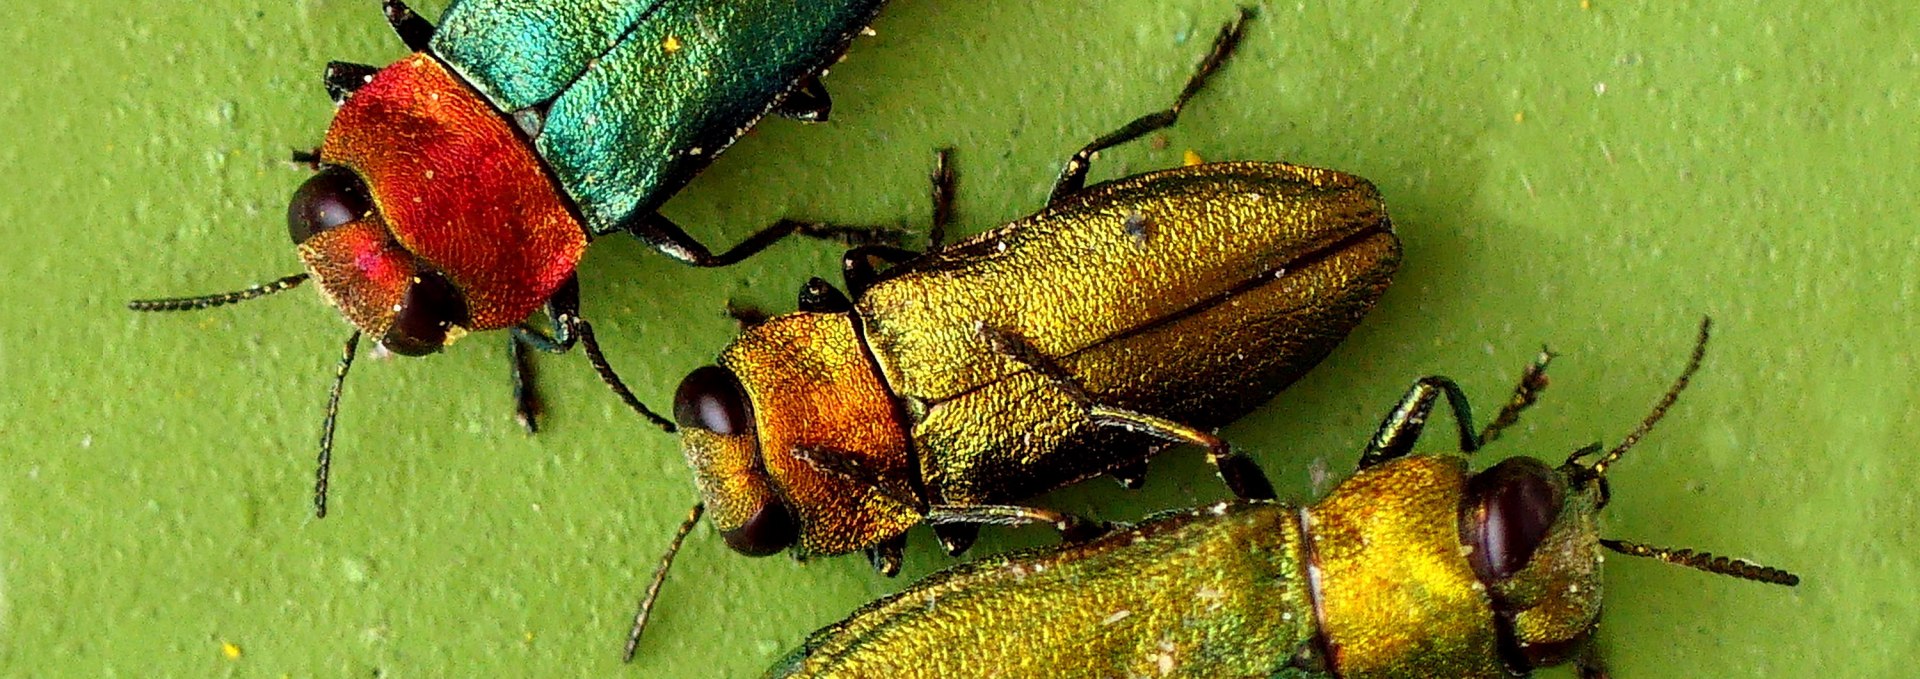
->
xmin=663 ymin=35 xmax=683 ymax=53
xmin=1182 ymin=150 xmax=1205 ymax=166
xmin=1514 ymin=111 xmax=1526 ymax=123
xmin=220 ymin=641 xmax=242 ymax=660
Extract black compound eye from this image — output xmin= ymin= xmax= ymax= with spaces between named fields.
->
xmin=1463 ymin=456 xmax=1566 ymax=583
xmin=288 ymin=166 xmax=374 ymax=245
xmin=674 ymin=366 xmax=753 ymax=436
xmin=722 ymin=500 xmax=798 ymax=557
xmin=380 ymin=269 xmax=469 ymax=356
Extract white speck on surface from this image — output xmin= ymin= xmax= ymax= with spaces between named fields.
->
xmin=80 ymin=434 xmax=92 ymax=449
xmin=1594 ymin=81 xmax=1607 ymax=95
xmin=1102 ymin=609 xmax=1131 ymax=625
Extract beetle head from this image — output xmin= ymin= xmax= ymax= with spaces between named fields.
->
xmin=302 ymin=53 xmax=585 ymax=355
xmin=1456 ymin=318 xmax=1797 ymax=673
xmin=674 ymin=364 xmax=798 ymax=556
xmin=676 ymin=313 xmax=921 ymax=558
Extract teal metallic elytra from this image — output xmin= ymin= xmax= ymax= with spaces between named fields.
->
xmin=434 ymin=0 xmax=891 ymax=234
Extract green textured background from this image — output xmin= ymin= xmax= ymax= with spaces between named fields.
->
xmin=3 ymin=1 xmax=1912 ymax=676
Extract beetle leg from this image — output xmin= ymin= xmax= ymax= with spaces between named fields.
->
xmin=512 ymin=277 xmax=674 ymax=432
xmin=625 ymin=212 xmax=905 ymax=268
xmin=929 ymin=147 xmax=955 ymax=250
xmin=931 ymin=524 xmax=980 ymax=557
xmin=1087 ymin=405 xmax=1277 ymax=501
xmin=1574 ymin=640 xmax=1610 ymax=679
xmin=1358 ymin=349 xmax=1557 ymax=469
xmin=796 ymin=277 xmax=853 ymax=314
xmin=1479 ymin=347 xmax=1554 ymax=445
xmin=925 ymin=504 xmax=1111 ymax=544
xmin=381 ymin=0 xmax=435 ymax=52
xmin=508 ymin=334 xmax=541 ymax=434
xmin=978 ymin=323 xmax=1277 ymax=501
xmin=1046 ymin=8 xmax=1251 ymax=203
xmin=323 ymin=61 xmax=379 ymax=104
xmin=773 ymin=75 xmax=832 ymax=122
xmin=842 ymin=246 xmax=920 ymax=295
xmin=864 ymin=535 xmax=907 ymax=577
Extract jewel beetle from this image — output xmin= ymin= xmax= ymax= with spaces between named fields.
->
xmin=127 ymin=0 xmax=895 ymax=517
xmin=623 ymin=8 xmax=1400 ymax=657
xmin=764 ymin=318 xmax=1800 ymax=679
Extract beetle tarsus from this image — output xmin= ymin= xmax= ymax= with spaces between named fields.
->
xmin=1479 ymin=347 xmax=1555 ymax=445
xmin=1360 ymin=350 xmax=1558 ymax=469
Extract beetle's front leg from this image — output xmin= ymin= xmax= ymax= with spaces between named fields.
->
xmin=625 ymin=212 xmax=905 ymax=268
xmin=975 ymin=324 xmax=1277 ymax=502
xmin=1357 ymin=348 xmax=1554 ymax=469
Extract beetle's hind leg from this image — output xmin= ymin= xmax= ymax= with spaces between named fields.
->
xmin=976 ymin=324 xmax=1277 ymax=502
xmin=1047 ymin=8 xmax=1252 ymax=203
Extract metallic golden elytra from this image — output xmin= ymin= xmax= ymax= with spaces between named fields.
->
xmin=764 ymin=319 xmax=1799 ymax=679
xmin=625 ymin=9 xmax=1399 ymax=661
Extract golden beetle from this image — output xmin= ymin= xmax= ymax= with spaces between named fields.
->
xmin=620 ymin=10 xmax=1401 ymax=659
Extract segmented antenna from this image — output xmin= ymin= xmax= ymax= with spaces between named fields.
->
xmin=127 ymin=273 xmax=309 ymax=312
xmin=1600 ymin=539 xmax=1800 ymax=586
xmin=314 ymin=331 xmax=360 ymax=518
xmin=624 ymin=503 xmax=706 ymax=663
xmin=1590 ymin=316 xmax=1712 ymax=476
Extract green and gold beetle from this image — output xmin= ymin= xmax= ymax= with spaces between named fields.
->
xmin=623 ymin=8 xmax=1402 ymax=657
xmin=765 ymin=319 xmax=1799 ymax=678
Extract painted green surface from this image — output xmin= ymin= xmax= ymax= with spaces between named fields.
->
xmin=1 ymin=1 xmax=1911 ymax=677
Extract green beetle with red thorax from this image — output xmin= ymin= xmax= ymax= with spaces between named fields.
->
xmin=128 ymin=0 xmax=897 ymax=516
